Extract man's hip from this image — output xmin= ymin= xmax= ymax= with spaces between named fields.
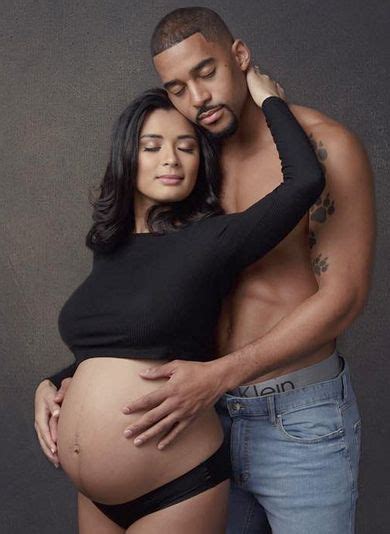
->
xmin=215 ymin=352 xmax=362 ymax=533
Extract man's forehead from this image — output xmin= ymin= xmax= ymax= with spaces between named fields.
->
xmin=153 ymin=32 xmax=224 ymax=81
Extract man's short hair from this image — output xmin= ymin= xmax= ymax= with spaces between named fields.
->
xmin=151 ymin=7 xmax=234 ymax=57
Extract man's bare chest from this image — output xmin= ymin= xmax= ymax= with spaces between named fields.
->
xmin=220 ymin=146 xmax=310 ymax=254
xmin=220 ymin=145 xmax=283 ymax=212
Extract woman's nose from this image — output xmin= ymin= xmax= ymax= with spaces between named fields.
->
xmin=163 ymin=160 xmax=178 ymax=168
xmin=163 ymin=148 xmax=179 ymax=167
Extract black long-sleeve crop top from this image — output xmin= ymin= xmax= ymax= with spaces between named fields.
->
xmin=45 ymin=96 xmax=325 ymax=388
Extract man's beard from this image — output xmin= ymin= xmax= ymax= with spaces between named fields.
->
xmin=196 ymin=105 xmax=239 ymax=141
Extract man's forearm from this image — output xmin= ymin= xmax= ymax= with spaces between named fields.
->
xmin=216 ymin=288 xmax=363 ymax=391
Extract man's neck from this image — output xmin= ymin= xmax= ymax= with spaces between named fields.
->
xmin=221 ymin=96 xmax=269 ymax=156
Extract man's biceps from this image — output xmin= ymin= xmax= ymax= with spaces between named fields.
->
xmin=312 ymin=250 xmax=369 ymax=296
xmin=309 ymin=190 xmax=337 ymax=227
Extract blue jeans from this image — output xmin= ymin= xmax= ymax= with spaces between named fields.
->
xmin=215 ymin=354 xmax=361 ymax=533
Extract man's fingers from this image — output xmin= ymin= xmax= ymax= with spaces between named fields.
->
xmin=139 ymin=363 xmax=175 ymax=379
xmin=157 ymin=419 xmax=191 ymax=450
xmin=122 ymin=388 xmax=168 ymax=414
xmin=123 ymin=399 xmax=174 ymax=439
xmin=130 ymin=412 xmax=180 ymax=447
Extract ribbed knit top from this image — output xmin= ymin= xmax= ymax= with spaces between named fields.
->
xmin=46 ymin=97 xmax=325 ymax=388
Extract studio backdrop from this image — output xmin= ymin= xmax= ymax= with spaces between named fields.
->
xmin=1 ymin=1 xmax=389 ymax=532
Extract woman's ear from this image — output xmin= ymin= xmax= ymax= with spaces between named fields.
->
xmin=231 ymin=39 xmax=251 ymax=72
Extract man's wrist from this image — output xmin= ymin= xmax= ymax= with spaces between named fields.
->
xmin=209 ymin=353 xmax=247 ymax=393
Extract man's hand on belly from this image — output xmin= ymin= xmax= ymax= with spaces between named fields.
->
xmin=121 ymin=360 xmax=228 ymax=449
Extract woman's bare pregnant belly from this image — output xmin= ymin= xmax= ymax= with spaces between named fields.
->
xmin=56 ymin=357 xmax=224 ymax=504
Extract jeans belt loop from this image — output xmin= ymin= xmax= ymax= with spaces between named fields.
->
xmin=341 ymin=366 xmax=348 ymax=403
xmin=267 ymin=394 xmax=277 ymax=425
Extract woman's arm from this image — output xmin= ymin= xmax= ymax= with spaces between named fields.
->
xmin=216 ymin=70 xmax=325 ymax=274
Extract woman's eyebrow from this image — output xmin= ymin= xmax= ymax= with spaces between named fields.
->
xmin=177 ymin=134 xmax=197 ymax=140
xmin=140 ymin=134 xmax=197 ymax=141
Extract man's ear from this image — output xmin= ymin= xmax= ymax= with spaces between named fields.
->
xmin=231 ymin=39 xmax=251 ymax=72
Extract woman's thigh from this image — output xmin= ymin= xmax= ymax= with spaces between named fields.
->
xmin=78 ymin=491 xmax=125 ymax=534
xmin=126 ymin=479 xmax=230 ymax=534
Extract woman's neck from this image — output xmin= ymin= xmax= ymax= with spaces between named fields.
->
xmin=133 ymin=192 xmax=157 ymax=233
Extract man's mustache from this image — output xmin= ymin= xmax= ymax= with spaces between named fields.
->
xmin=196 ymin=104 xmax=225 ymax=123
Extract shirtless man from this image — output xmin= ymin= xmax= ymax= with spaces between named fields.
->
xmin=35 ymin=6 xmax=375 ymax=533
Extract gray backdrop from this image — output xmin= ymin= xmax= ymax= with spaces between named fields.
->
xmin=1 ymin=1 xmax=389 ymax=532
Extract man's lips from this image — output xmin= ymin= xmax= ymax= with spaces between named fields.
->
xmin=156 ymin=174 xmax=184 ymax=185
xmin=199 ymin=106 xmax=224 ymax=125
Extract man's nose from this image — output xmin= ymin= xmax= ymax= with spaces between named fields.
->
xmin=188 ymin=81 xmax=211 ymax=108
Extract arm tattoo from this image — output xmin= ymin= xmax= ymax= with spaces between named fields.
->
xmin=308 ymin=134 xmax=336 ymax=223
xmin=309 ymin=230 xmax=317 ymax=249
xmin=309 ymin=134 xmax=328 ymax=166
xmin=310 ymin=192 xmax=336 ymax=223
xmin=312 ymin=253 xmax=329 ymax=276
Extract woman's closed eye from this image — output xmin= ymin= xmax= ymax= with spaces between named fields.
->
xmin=178 ymin=147 xmax=196 ymax=153
xmin=143 ymin=147 xmax=195 ymax=153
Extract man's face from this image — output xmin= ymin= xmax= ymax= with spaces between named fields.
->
xmin=153 ymin=33 xmax=249 ymax=140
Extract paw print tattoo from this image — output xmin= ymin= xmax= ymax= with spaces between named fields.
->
xmin=312 ymin=253 xmax=329 ymax=276
xmin=310 ymin=193 xmax=335 ymax=223
xmin=309 ymin=230 xmax=317 ymax=249
xmin=309 ymin=134 xmax=328 ymax=175
xmin=309 ymin=135 xmax=328 ymax=161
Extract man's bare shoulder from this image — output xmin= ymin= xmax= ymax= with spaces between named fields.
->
xmin=289 ymin=102 xmax=364 ymax=157
xmin=288 ymin=102 xmax=340 ymax=129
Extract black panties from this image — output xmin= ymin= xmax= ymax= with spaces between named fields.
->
xmin=91 ymin=438 xmax=231 ymax=529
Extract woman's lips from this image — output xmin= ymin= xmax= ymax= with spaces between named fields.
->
xmin=157 ymin=174 xmax=184 ymax=185
xmin=199 ymin=106 xmax=224 ymax=125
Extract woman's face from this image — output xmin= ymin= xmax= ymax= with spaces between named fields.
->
xmin=135 ymin=107 xmax=200 ymax=206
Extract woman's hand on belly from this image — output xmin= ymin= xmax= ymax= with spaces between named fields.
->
xmin=121 ymin=360 xmax=227 ymax=450
xmin=34 ymin=378 xmax=72 ymax=467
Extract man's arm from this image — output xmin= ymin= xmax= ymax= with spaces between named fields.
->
xmin=217 ymin=122 xmax=375 ymax=388
xmin=121 ymin=121 xmax=375 ymax=448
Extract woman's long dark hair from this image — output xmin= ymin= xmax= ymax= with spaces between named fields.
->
xmin=85 ymin=87 xmax=224 ymax=253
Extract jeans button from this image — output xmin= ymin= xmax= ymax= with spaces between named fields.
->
xmin=232 ymin=401 xmax=241 ymax=411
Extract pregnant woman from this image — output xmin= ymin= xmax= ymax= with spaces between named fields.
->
xmin=34 ymin=67 xmax=325 ymax=533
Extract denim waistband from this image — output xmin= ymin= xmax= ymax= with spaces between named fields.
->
xmin=217 ymin=353 xmax=354 ymax=419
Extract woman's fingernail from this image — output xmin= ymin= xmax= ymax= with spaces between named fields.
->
xmin=122 ymin=407 xmax=130 ymax=414
xmin=134 ymin=438 xmax=142 ymax=445
xmin=124 ymin=429 xmax=132 ymax=437
xmin=52 ymin=410 xmax=60 ymax=417
xmin=51 ymin=447 xmax=56 ymax=454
